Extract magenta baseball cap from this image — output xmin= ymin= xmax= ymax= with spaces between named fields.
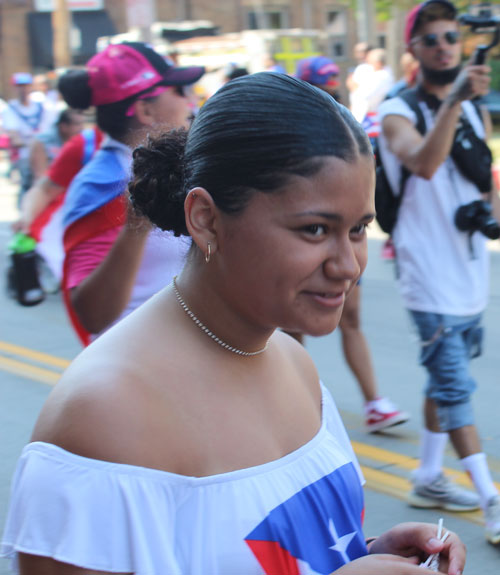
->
xmin=295 ymin=56 xmax=340 ymax=86
xmin=405 ymin=0 xmax=457 ymax=45
xmin=87 ymin=42 xmax=205 ymax=107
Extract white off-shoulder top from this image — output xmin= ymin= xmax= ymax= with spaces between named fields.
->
xmin=1 ymin=383 xmax=367 ymax=575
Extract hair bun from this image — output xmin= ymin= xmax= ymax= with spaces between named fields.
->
xmin=129 ymin=130 xmax=189 ymax=236
xmin=58 ymin=69 xmax=92 ymax=109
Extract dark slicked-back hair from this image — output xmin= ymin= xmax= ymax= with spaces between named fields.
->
xmin=130 ymin=72 xmax=372 ymax=236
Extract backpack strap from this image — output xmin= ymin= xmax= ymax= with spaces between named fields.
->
xmin=470 ymin=98 xmax=485 ymax=125
xmin=81 ymin=128 xmax=97 ymax=166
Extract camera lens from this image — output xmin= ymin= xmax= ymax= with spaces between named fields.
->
xmin=480 ymin=219 xmax=500 ymax=240
xmin=455 ymin=200 xmax=500 ymax=239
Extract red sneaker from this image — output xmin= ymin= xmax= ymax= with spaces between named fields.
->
xmin=365 ymin=398 xmax=409 ymax=433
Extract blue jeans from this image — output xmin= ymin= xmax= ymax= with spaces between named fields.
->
xmin=409 ymin=311 xmax=483 ymax=432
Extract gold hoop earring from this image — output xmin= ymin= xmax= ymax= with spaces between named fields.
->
xmin=205 ymin=242 xmax=211 ymax=263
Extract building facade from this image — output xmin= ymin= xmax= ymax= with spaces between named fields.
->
xmin=0 ymin=0 xmax=357 ymax=99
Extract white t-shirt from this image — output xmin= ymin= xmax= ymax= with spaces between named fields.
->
xmin=350 ymin=63 xmax=373 ymax=122
xmin=378 ymin=96 xmax=489 ymax=315
xmin=364 ymin=67 xmax=394 ymax=113
xmin=1 ymin=384 xmax=367 ymax=575
xmin=2 ymin=99 xmax=51 ymax=160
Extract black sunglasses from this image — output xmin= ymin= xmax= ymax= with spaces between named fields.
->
xmin=413 ymin=30 xmax=460 ymax=48
xmin=156 ymin=84 xmax=188 ymax=97
xmin=173 ymin=85 xmax=186 ymax=97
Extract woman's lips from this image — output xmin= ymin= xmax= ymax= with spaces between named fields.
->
xmin=305 ymin=291 xmax=345 ymax=308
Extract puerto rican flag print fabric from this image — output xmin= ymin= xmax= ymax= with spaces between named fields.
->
xmin=245 ymin=463 xmax=367 ymax=575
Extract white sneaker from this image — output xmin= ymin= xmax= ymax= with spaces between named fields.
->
xmin=484 ymin=495 xmax=500 ymax=545
xmin=408 ymin=472 xmax=480 ymax=512
xmin=364 ymin=397 xmax=410 ymax=433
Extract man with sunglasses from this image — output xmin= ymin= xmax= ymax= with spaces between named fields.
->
xmin=378 ymin=0 xmax=500 ymax=545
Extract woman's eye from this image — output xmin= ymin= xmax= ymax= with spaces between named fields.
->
xmin=350 ymin=223 xmax=369 ymax=237
xmin=304 ymin=224 xmax=327 ymax=237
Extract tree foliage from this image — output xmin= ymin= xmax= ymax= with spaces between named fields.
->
xmin=375 ymin=0 xmax=477 ymax=22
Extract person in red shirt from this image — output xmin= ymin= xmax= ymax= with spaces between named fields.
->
xmin=17 ymin=126 xmax=104 ymax=237
xmin=12 ymin=126 xmax=104 ymax=288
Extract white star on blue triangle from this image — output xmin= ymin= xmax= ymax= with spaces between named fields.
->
xmin=328 ymin=518 xmax=356 ymax=564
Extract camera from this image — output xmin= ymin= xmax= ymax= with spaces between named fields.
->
xmin=455 ymin=200 xmax=500 ymax=240
xmin=459 ymin=3 xmax=500 ymax=64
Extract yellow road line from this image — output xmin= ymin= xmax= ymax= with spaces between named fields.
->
xmin=0 ymin=340 xmax=70 ymax=370
xmin=360 ymin=465 xmax=484 ymax=526
xmin=353 ymin=441 xmax=500 ymax=491
xmin=353 ymin=441 xmax=418 ymax=469
xmin=0 ymin=356 xmax=60 ymax=386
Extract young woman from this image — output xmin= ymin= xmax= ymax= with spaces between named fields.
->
xmin=1 ymin=72 xmax=465 ymax=575
xmin=57 ymin=42 xmax=204 ymax=345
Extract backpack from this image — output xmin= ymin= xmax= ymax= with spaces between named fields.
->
xmin=373 ymin=88 xmax=426 ymax=235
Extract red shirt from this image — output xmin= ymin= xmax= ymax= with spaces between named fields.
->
xmin=48 ymin=127 xmax=104 ymax=188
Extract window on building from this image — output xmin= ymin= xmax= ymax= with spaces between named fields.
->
xmin=247 ymin=8 xmax=289 ymax=30
xmin=325 ymin=8 xmax=348 ymax=61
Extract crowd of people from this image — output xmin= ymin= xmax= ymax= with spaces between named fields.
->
xmin=1 ymin=0 xmax=500 ymax=571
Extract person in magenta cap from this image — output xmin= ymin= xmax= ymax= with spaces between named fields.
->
xmin=378 ymin=0 xmax=500 ymax=544
xmin=56 ymin=42 xmax=204 ymax=345
xmin=1 ymin=72 xmax=466 ymax=575
xmin=296 ymin=55 xmax=409 ymax=434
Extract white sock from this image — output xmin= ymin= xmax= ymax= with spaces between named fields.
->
xmin=414 ymin=428 xmax=449 ymax=484
xmin=365 ymin=397 xmax=383 ymax=412
xmin=364 ymin=397 xmax=395 ymax=414
xmin=460 ymin=453 xmax=498 ymax=509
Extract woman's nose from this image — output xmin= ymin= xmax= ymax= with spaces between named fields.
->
xmin=323 ymin=239 xmax=362 ymax=281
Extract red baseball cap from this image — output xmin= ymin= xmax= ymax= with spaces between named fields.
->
xmin=87 ymin=42 xmax=205 ymax=107
xmin=404 ymin=0 xmax=457 ymax=46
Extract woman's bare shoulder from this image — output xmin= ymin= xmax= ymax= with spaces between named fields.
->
xmin=272 ymin=331 xmax=321 ymax=401
xmin=31 ymin=335 xmax=171 ymax=466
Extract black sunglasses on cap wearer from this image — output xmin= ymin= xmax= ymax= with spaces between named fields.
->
xmin=173 ymin=85 xmax=186 ymax=97
xmin=411 ymin=30 xmax=460 ymax=47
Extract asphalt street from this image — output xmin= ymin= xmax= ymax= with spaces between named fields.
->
xmin=1 ymin=174 xmax=500 ymax=573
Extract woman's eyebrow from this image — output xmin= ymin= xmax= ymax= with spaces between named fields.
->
xmin=294 ymin=211 xmax=375 ymax=221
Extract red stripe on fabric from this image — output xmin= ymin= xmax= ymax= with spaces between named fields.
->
xmin=245 ymin=540 xmax=300 ymax=575
xmin=29 ymin=193 xmax=66 ymax=242
xmin=63 ymin=195 xmax=126 ymax=253
xmin=62 ymin=195 xmax=126 ymax=346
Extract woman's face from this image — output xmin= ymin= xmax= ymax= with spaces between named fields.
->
xmin=149 ymin=86 xmax=192 ymax=130
xmin=215 ymin=153 xmax=375 ymax=337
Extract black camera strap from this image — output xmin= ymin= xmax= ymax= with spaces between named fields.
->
xmin=393 ymin=88 xmax=427 ymax=200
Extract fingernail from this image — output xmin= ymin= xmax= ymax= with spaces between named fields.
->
xmin=428 ymin=537 xmax=440 ymax=546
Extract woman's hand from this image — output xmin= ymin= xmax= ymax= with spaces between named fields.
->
xmin=368 ymin=522 xmax=466 ymax=575
xmin=331 ymin=553 xmax=438 ymax=574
